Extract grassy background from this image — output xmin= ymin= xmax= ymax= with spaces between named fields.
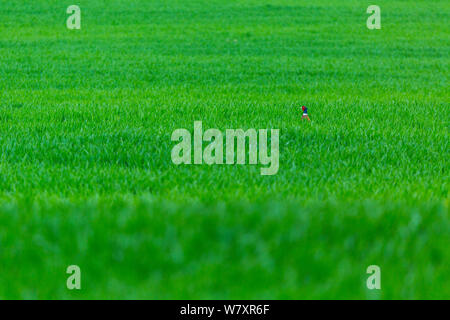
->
xmin=0 ymin=0 xmax=448 ymax=299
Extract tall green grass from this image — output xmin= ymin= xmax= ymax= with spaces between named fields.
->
xmin=0 ymin=0 xmax=448 ymax=299
xmin=0 ymin=199 xmax=448 ymax=299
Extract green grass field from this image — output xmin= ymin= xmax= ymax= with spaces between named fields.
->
xmin=0 ymin=0 xmax=448 ymax=299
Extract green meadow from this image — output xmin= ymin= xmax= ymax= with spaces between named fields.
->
xmin=0 ymin=0 xmax=448 ymax=299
